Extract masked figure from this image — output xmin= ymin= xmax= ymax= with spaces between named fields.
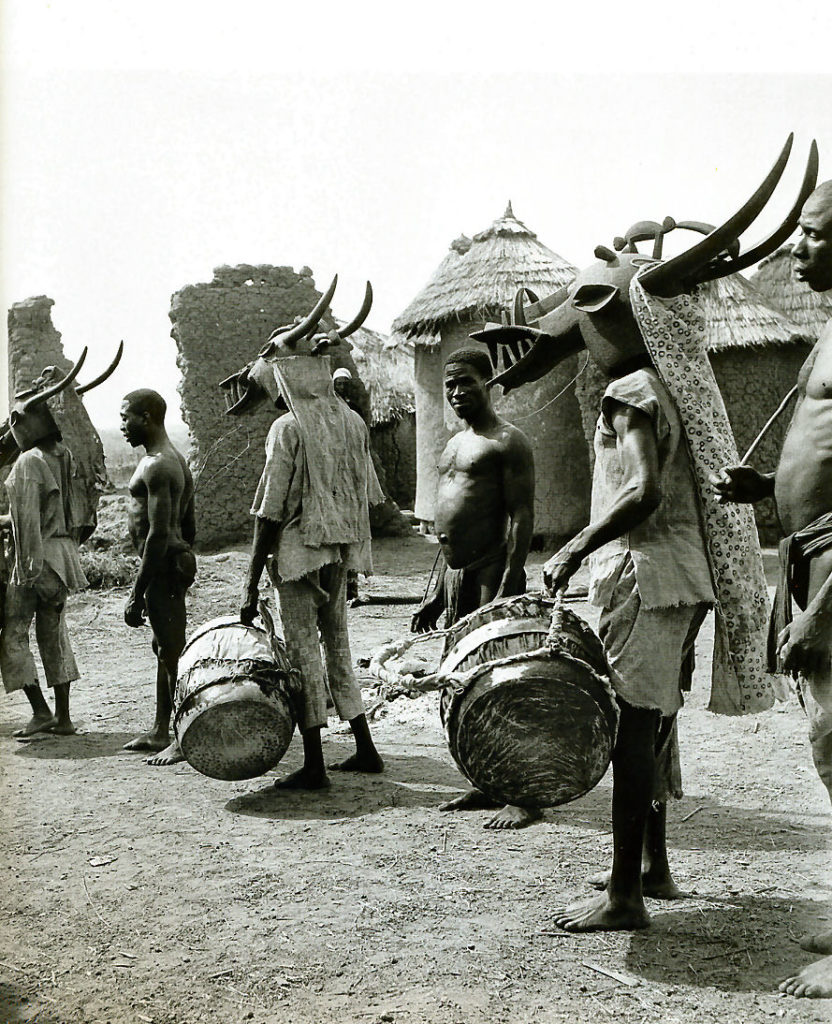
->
xmin=475 ymin=135 xmax=816 ymax=934
xmin=0 ymin=347 xmax=121 ymax=737
xmin=221 ymin=278 xmax=385 ymax=789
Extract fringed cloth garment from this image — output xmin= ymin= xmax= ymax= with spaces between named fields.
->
xmin=630 ymin=274 xmax=784 ymax=716
xmin=1 ymin=444 xmax=86 ymax=693
xmin=250 ymin=353 xmax=384 ymax=730
xmin=442 ymin=545 xmax=526 ymax=631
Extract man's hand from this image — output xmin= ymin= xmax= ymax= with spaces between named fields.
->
xmin=711 ymin=465 xmax=774 ymax=504
xmin=124 ymin=593 xmax=146 ymax=628
xmin=543 ymin=545 xmax=584 ymax=596
xmin=411 ymin=597 xmax=442 ymax=634
xmin=240 ymin=584 xmax=259 ymax=628
xmin=777 ymin=609 xmax=832 ymax=677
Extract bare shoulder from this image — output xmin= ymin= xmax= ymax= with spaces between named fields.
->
xmin=496 ymin=421 xmax=533 ymax=460
xmin=140 ymin=449 xmax=186 ymax=490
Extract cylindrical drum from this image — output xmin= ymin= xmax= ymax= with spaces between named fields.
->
xmin=438 ymin=593 xmax=617 ymax=808
xmin=174 ymin=616 xmax=298 ymax=781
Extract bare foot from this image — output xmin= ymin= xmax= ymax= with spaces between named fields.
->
xmin=145 ymin=740 xmax=185 ymax=766
xmin=48 ymin=720 xmax=78 ymax=736
xmin=779 ymin=955 xmax=832 ymax=998
xmin=587 ymin=868 xmax=688 ymax=900
xmin=554 ymin=892 xmax=651 ymax=933
xmin=800 ymin=929 xmax=832 ymax=955
xmin=439 ymin=789 xmax=501 ymax=813
xmin=123 ymin=732 xmax=169 ymax=753
xmin=329 ymin=751 xmax=384 ymax=773
xmin=13 ymin=713 xmax=58 ymax=738
xmin=484 ymin=805 xmax=543 ymax=830
xmin=275 ymin=767 xmax=331 ymax=790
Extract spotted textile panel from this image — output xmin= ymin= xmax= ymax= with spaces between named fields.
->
xmin=630 ymin=275 xmax=785 ymax=715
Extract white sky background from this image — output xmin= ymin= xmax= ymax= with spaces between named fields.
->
xmin=2 ymin=2 xmax=831 ymax=428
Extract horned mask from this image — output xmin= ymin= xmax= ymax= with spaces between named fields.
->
xmin=474 ymin=134 xmax=819 ymax=387
xmin=0 ymin=342 xmax=124 ymax=468
xmin=218 ymin=277 xmax=373 ymax=416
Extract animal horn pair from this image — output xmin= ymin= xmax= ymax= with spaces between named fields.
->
xmin=260 ymin=276 xmax=339 ymax=356
xmin=76 ymin=341 xmax=124 ymax=395
xmin=20 ymin=347 xmax=88 ymax=413
xmin=641 ymin=134 xmax=819 ymax=297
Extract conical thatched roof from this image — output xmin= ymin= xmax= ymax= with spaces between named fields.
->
xmin=698 ymin=274 xmax=812 ymax=353
xmin=750 ymin=245 xmax=832 ymax=339
xmin=392 ymin=204 xmax=576 ymax=341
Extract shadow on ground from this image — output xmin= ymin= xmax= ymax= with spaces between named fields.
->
xmin=226 ymin=751 xmax=468 ymax=821
xmin=11 ymin=731 xmax=140 ymax=760
xmin=624 ymin=893 xmax=829 ymax=992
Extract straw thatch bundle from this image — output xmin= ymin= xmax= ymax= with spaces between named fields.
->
xmin=698 ymin=274 xmax=813 ymax=352
xmin=750 ymin=245 xmax=832 ymax=339
xmin=392 ymin=206 xmax=576 ymax=340
xmin=348 ymin=325 xmax=415 ymax=427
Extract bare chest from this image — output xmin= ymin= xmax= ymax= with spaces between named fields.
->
xmin=803 ymin=326 xmax=832 ymax=398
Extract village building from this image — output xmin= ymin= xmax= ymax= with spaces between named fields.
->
xmin=391 ymin=205 xmax=588 ymax=545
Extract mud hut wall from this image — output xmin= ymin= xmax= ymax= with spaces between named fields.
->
xmin=710 ymin=344 xmax=811 ymax=543
xmin=433 ymin=320 xmax=591 ymax=544
xmin=170 ymin=265 xmax=322 ymax=550
xmin=370 ymin=413 xmax=416 ymax=510
xmin=6 ymin=297 xmax=109 ymax=528
xmin=414 ymin=344 xmax=448 ymax=522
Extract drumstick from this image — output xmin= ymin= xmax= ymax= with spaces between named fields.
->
xmin=739 ymin=385 xmax=798 ymax=466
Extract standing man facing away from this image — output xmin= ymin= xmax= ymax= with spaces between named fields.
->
xmin=715 ymin=180 xmax=832 ymax=1000
xmin=121 ymin=389 xmax=196 ymax=767
xmin=0 ymin=364 xmax=89 ymax=736
xmin=229 ymin=302 xmax=385 ymax=791
xmin=411 ymin=346 xmax=536 ymax=829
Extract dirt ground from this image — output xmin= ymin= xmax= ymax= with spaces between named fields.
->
xmin=1 ymin=535 xmax=830 ymax=1024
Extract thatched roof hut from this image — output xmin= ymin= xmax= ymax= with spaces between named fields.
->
xmin=750 ymin=245 xmax=832 ymax=338
xmin=392 ymin=204 xmax=589 ymax=541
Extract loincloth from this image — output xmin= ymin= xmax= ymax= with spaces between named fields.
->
xmin=443 ymin=544 xmax=523 ymax=625
xmin=769 ymin=511 xmax=832 ymax=740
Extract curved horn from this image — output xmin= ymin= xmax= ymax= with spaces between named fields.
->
xmin=335 ymin=281 xmax=373 ymax=339
xmin=260 ymin=275 xmax=338 ymax=355
xmin=513 ymin=286 xmax=541 ymax=327
xmin=640 ymin=134 xmax=796 ymax=297
xmin=76 ymin=340 xmax=124 ymax=395
xmin=701 ymin=138 xmax=819 ymax=278
xmin=21 ymin=347 xmax=88 ymax=412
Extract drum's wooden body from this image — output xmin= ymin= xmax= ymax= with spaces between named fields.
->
xmin=174 ymin=616 xmax=297 ymax=781
xmin=439 ymin=594 xmax=617 ymax=808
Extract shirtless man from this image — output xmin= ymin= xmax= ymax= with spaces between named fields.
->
xmin=715 ymin=180 xmax=832 ymax=999
xmin=120 ymin=389 xmax=196 ymax=767
xmin=411 ymin=347 xmax=536 ymax=829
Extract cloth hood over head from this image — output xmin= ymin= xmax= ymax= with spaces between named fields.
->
xmin=248 ymin=353 xmax=383 ymax=552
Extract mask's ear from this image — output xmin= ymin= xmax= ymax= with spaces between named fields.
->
xmin=571 ymin=284 xmax=619 ymax=313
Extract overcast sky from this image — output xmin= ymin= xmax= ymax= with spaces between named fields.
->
xmin=2 ymin=3 xmax=831 ymax=428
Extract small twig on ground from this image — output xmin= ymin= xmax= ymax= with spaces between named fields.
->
xmin=700 ymin=945 xmax=750 ymax=961
xmin=82 ymin=874 xmax=109 ymax=926
xmin=681 ymin=805 xmax=706 ymax=822
xmin=582 ymin=961 xmax=638 ymax=986
xmin=0 ymin=961 xmax=27 ymax=973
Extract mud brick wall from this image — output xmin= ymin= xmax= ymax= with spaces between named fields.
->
xmin=169 ymin=264 xmax=323 ymax=550
xmin=4 ymin=296 xmax=109 ymax=529
xmin=370 ymin=413 xmax=416 ymax=510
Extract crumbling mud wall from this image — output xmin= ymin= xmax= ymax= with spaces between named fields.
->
xmin=371 ymin=413 xmax=416 ymax=510
xmin=170 ymin=264 xmax=410 ymax=550
xmin=170 ymin=265 xmax=323 ymax=550
xmin=5 ymin=296 xmax=109 ymax=532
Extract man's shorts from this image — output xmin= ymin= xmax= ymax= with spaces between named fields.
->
xmin=598 ymin=555 xmax=709 ymax=717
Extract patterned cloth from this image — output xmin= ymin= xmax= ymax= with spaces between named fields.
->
xmin=630 ymin=275 xmax=783 ymax=715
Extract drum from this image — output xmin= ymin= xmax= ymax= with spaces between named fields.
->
xmin=438 ymin=593 xmax=618 ymax=808
xmin=173 ymin=616 xmax=298 ymax=781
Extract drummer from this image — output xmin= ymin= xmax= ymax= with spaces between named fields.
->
xmin=544 ymin=360 xmax=714 ymax=931
xmin=237 ymin=324 xmax=385 ymax=789
xmin=411 ymin=347 xmax=537 ymax=828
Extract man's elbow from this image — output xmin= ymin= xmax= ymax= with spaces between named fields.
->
xmin=633 ymin=483 xmax=662 ymax=518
